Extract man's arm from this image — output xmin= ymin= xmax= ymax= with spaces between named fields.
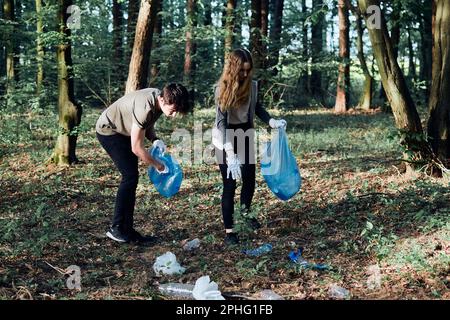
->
xmin=131 ymin=123 xmax=164 ymax=170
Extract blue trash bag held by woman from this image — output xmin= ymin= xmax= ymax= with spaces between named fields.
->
xmin=261 ymin=128 xmax=301 ymax=201
xmin=147 ymin=146 xmax=183 ymax=198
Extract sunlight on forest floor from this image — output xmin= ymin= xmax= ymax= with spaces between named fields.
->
xmin=0 ymin=107 xmax=449 ymax=300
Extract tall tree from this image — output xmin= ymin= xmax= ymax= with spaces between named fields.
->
xmin=427 ymin=0 xmax=450 ymax=168
xmin=36 ymin=0 xmax=45 ymax=97
xmin=50 ymin=0 xmax=82 ymax=165
xmin=335 ymin=0 xmax=350 ymax=113
xmin=113 ymin=0 xmax=124 ymax=84
xmin=358 ymin=0 xmax=429 ymax=163
xmin=301 ymin=0 xmax=309 ymax=94
xmin=268 ymin=0 xmax=284 ymax=75
xmin=150 ymin=0 xmax=163 ymax=83
xmin=260 ymin=0 xmax=269 ymax=70
xmin=125 ymin=0 xmax=160 ymax=94
xmin=184 ymin=0 xmax=197 ymax=86
xmin=3 ymin=0 xmax=15 ymax=95
xmin=127 ymin=0 xmax=139 ymax=60
xmin=346 ymin=0 xmax=373 ymax=110
xmin=311 ymin=0 xmax=325 ymax=97
xmin=250 ymin=0 xmax=262 ymax=69
xmin=224 ymin=0 xmax=236 ymax=56
xmin=406 ymin=26 xmax=417 ymax=83
xmin=419 ymin=1 xmax=433 ymax=101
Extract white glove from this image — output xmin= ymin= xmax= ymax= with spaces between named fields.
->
xmin=226 ymin=154 xmax=241 ymax=181
xmin=269 ymin=118 xmax=287 ymax=129
xmin=153 ymin=139 xmax=166 ymax=154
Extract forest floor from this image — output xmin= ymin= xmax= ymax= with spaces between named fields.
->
xmin=0 ymin=106 xmax=449 ymax=300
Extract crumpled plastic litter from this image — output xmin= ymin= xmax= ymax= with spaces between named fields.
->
xmin=153 ymin=252 xmax=186 ymax=276
xmin=192 ymin=275 xmax=225 ymax=300
xmin=288 ymin=247 xmax=330 ymax=270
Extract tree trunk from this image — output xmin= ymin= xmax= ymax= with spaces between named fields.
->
xmin=4 ymin=0 xmax=15 ymax=96
xmin=127 ymin=0 xmax=139 ymax=60
xmin=50 ymin=0 xmax=82 ymax=166
xmin=406 ymin=27 xmax=417 ymax=83
xmin=260 ymin=0 xmax=269 ymax=70
xmin=419 ymin=1 xmax=433 ymax=102
xmin=390 ymin=1 xmax=401 ymax=59
xmin=224 ymin=0 xmax=236 ymax=56
xmin=125 ymin=0 xmax=160 ymax=94
xmin=355 ymin=11 xmax=373 ymax=110
xmin=427 ymin=0 xmax=450 ymax=168
xmin=311 ymin=0 xmax=324 ymax=97
xmin=301 ymin=0 xmax=309 ymax=94
xmin=113 ymin=0 xmax=124 ymax=84
xmin=268 ymin=0 xmax=284 ymax=76
xmin=358 ymin=0 xmax=430 ymax=164
xmin=36 ymin=0 xmax=45 ymax=97
xmin=150 ymin=0 xmax=162 ymax=83
xmin=335 ymin=0 xmax=350 ymax=113
xmin=250 ymin=0 xmax=262 ymax=70
xmin=184 ymin=0 xmax=196 ymax=86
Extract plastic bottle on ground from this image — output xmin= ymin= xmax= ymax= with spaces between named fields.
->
xmin=259 ymin=289 xmax=284 ymax=300
xmin=158 ymin=283 xmax=195 ymax=299
xmin=183 ymin=238 xmax=200 ymax=251
xmin=243 ymin=243 xmax=273 ymax=257
xmin=328 ymin=284 xmax=350 ymax=299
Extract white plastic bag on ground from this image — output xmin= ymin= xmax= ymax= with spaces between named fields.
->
xmin=153 ymin=252 xmax=186 ymax=276
xmin=192 ymin=276 xmax=225 ymax=300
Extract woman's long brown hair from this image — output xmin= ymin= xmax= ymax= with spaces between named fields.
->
xmin=216 ymin=48 xmax=253 ymax=112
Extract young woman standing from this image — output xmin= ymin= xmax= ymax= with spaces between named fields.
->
xmin=212 ymin=48 xmax=287 ymax=245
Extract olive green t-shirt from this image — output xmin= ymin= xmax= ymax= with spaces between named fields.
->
xmin=96 ymin=88 xmax=162 ymax=139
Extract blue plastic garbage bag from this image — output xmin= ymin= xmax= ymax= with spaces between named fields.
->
xmin=147 ymin=146 xmax=183 ymax=198
xmin=288 ymin=247 xmax=329 ymax=271
xmin=261 ymin=128 xmax=301 ymax=201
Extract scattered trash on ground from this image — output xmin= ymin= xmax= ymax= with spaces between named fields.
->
xmin=183 ymin=238 xmax=201 ymax=251
xmin=258 ymin=289 xmax=284 ymax=300
xmin=153 ymin=252 xmax=186 ymax=276
xmin=328 ymin=284 xmax=350 ymax=299
xmin=366 ymin=264 xmax=382 ymax=290
xmin=242 ymin=243 xmax=273 ymax=257
xmin=158 ymin=283 xmax=194 ymax=299
xmin=192 ymin=275 xmax=225 ymax=300
xmin=288 ymin=247 xmax=330 ymax=270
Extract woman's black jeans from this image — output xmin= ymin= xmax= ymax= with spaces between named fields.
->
xmin=219 ymin=122 xmax=256 ymax=229
xmin=97 ymin=132 xmax=138 ymax=234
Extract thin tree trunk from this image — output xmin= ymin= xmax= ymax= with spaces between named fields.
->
xmin=268 ymin=0 xmax=284 ymax=76
xmin=358 ymin=0 xmax=430 ymax=164
xmin=419 ymin=1 xmax=433 ymax=102
xmin=260 ymin=0 xmax=269 ymax=70
xmin=150 ymin=0 xmax=162 ymax=83
xmin=125 ymin=0 xmax=160 ymax=94
xmin=301 ymin=0 xmax=309 ymax=94
xmin=127 ymin=0 xmax=139 ymax=60
xmin=224 ymin=0 xmax=236 ymax=56
xmin=335 ymin=0 xmax=350 ymax=113
xmin=184 ymin=0 xmax=196 ymax=86
xmin=406 ymin=27 xmax=417 ymax=83
xmin=250 ymin=0 xmax=262 ymax=70
xmin=113 ymin=0 xmax=124 ymax=84
xmin=390 ymin=1 xmax=401 ymax=59
xmin=51 ymin=0 xmax=82 ymax=165
xmin=355 ymin=10 xmax=373 ymax=110
xmin=427 ymin=0 xmax=450 ymax=168
xmin=4 ymin=0 xmax=15 ymax=95
xmin=36 ymin=0 xmax=45 ymax=97
xmin=311 ymin=0 xmax=324 ymax=97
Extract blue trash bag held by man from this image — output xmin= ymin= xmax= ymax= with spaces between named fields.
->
xmin=261 ymin=128 xmax=301 ymax=201
xmin=147 ymin=146 xmax=183 ymax=198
